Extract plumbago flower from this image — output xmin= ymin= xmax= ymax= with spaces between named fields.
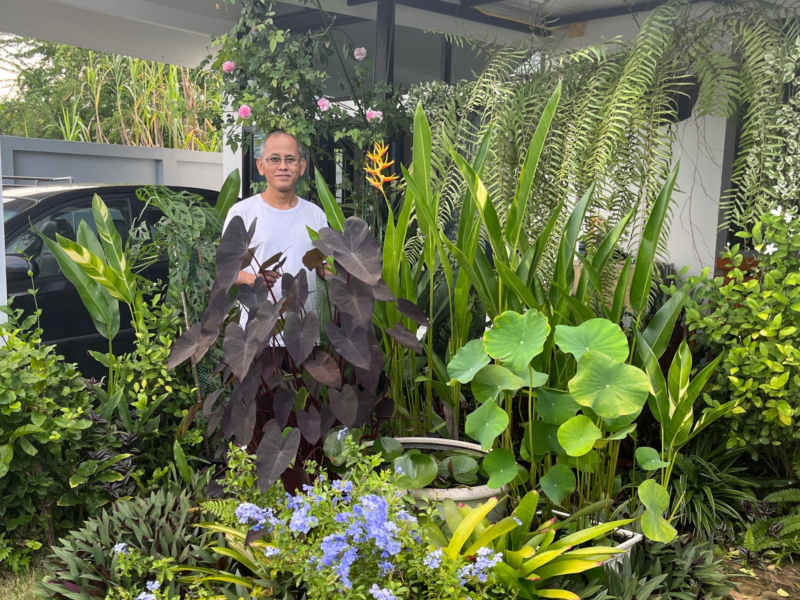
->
xmin=189 ymin=441 xmax=479 ymax=599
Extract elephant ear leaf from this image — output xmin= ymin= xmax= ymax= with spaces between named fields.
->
xmin=639 ymin=479 xmax=677 ymax=542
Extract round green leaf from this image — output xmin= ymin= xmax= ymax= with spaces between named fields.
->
xmin=569 ymin=351 xmax=650 ymax=418
xmin=561 ymin=451 xmax=599 ymax=473
xmin=483 ymin=448 xmax=518 ymax=489
xmin=536 ymin=388 xmax=581 ymax=425
xmin=520 ymin=421 xmax=563 ymax=460
xmin=471 ymin=365 xmax=525 ymax=404
xmin=465 ymin=399 xmax=509 ymax=451
xmin=374 ymin=437 xmax=404 ymax=462
xmin=437 ymin=455 xmax=479 ymax=485
xmin=512 ymin=368 xmax=549 ymax=389
xmin=635 ymin=447 xmax=670 ymax=471
xmin=582 ymin=405 xmax=642 ymax=432
xmin=555 ymin=319 xmax=630 ymax=363
xmin=557 ymin=415 xmax=602 ymax=457
xmin=484 ymin=310 xmax=550 ymax=371
xmin=447 ymin=339 xmax=490 ymax=385
xmin=394 ymin=453 xmax=438 ymax=489
xmin=540 ymin=464 xmax=576 ymax=505
xmin=638 ymin=479 xmax=677 ymax=542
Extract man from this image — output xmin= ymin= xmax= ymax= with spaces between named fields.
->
xmin=223 ymin=131 xmax=328 ymax=322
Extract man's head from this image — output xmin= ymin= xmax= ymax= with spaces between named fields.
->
xmin=256 ymin=131 xmax=307 ymax=194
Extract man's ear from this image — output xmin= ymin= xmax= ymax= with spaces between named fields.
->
xmin=299 ymin=157 xmax=307 ymax=176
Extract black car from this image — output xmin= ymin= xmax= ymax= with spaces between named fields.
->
xmin=3 ymin=183 xmax=220 ymax=376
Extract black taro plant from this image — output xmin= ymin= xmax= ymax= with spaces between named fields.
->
xmin=168 ymin=215 xmax=426 ymax=493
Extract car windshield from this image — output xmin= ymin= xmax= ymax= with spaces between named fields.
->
xmin=3 ymin=198 xmax=35 ymax=221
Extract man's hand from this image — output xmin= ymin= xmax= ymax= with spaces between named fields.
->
xmin=236 ymin=270 xmax=280 ymax=288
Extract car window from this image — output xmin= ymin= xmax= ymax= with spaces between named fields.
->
xmin=6 ymin=196 xmax=131 ymax=278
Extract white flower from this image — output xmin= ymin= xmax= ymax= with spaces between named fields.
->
xmin=263 ymin=546 xmax=280 ymax=557
xmin=771 ymin=206 xmax=784 ymax=217
xmin=354 ymin=47 xmax=367 ymax=61
xmin=786 ymin=213 xmax=793 ymax=224
xmin=765 ymin=243 xmax=779 ymax=255
xmin=415 ymin=326 xmax=428 ymax=341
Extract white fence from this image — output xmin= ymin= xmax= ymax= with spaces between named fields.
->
xmin=1 ymin=136 xmax=223 ymax=190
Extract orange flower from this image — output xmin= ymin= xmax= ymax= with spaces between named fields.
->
xmin=365 ymin=140 xmax=398 ymax=192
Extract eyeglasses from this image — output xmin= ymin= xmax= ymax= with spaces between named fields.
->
xmin=261 ymin=155 xmax=300 ymax=166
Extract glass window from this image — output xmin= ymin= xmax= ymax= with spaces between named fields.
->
xmin=3 ymin=198 xmax=35 ymax=221
xmin=6 ymin=196 xmax=131 ymax=278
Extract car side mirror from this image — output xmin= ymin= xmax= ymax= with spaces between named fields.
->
xmin=6 ymin=254 xmax=38 ymax=282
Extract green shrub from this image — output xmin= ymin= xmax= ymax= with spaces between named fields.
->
xmin=683 ymin=204 xmax=800 ymax=474
xmin=0 ymin=304 xmax=94 ymax=571
xmin=38 ymin=489 xmax=223 ymax=599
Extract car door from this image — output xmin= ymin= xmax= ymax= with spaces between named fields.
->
xmin=5 ymin=194 xmax=134 ymax=377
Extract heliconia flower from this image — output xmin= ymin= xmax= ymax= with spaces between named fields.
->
xmin=771 ymin=206 xmax=784 ymax=217
xmin=354 ymin=47 xmax=367 ymax=61
xmin=318 ymin=97 xmax=331 ymax=112
xmin=765 ymin=243 xmax=779 ymax=255
xmin=366 ymin=109 xmax=383 ymax=123
xmin=222 ymin=61 xmax=235 ymax=73
xmin=238 ymin=104 xmax=252 ymax=119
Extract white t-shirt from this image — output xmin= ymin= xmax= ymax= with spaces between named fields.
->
xmin=222 ymin=194 xmax=328 ymax=327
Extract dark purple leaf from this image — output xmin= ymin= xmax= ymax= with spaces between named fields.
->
xmin=296 ymin=406 xmax=321 ymax=444
xmin=354 ymin=388 xmax=376 ymax=428
xmin=354 ymin=345 xmax=383 ymax=393
xmin=282 ymin=271 xmax=308 ymax=314
xmin=396 ymin=298 xmax=431 ymax=328
xmin=239 ymin=278 xmax=270 ymax=311
xmin=371 ymin=279 xmax=396 ymax=301
xmin=245 ymin=527 xmax=271 ymax=546
xmin=330 ymin=277 xmax=374 ymax=330
xmin=168 ymin=323 xmax=201 ymax=370
xmin=376 ymin=396 xmax=394 ymax=422
xmin=260 ymin=251 xmax=283 ymax=271
xmin=195 ymin=283 xmax=233 ymax=362
xmin=203 ymin=388 xmax=226 ymax=417
xmin=304 ymin=351 xmax=342 ymax=390
xmin=284 ymin=312 xmax=319 ymax=366
xmin=303 ymin=248 xmax=327 ymax=270
xmin=257 ymin=352 xmax=282 ymax=381
xmin=386 ymin=322 xmax=424 ymax=354
xmin=319 ymin=403 xmax=336 ymax=437
xmin=216 ymin=216 xmax=257 ymax=293
xmin=251 ymin=302 xmax=281 ymax=346
xmin=240 ymin=362 xmax=263 ymax=406
xmin=222 ymin=401 xmax=234 ymax=439
xmin=257 ymin=427 xmax=301 ymax=492
xmin=312 ymin=238 xmax=336 ymax=257
xmin=281 ymin=466 xmax=312 ymax=496
xmin=329 ymin=384 xmax=359 ymax=427
xmin=205 ymin=480 xmax=224 ymax=498
xmin=326 ymin=317 xmax=371 ymax=370
xmin=231 ymin=396 xmax=257 ymax=447
xmin=273 ymin=387 xmax=296 ymax=430
xmin=207 ymin=405 xmax=224 ymax=437
xmin=319 ymin=218 xmax=382 ymax=284
xmin=280 ymin=278 xmax=299 ymax=315
xmin=223 ymin=318 xmax=262 ymax=381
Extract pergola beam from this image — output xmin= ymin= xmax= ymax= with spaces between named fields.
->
xmin=273 ymin=7 xmax=367 ymax=30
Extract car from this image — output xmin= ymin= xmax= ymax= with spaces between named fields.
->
xmin=3 ymin=183 xmax=221 ymax=377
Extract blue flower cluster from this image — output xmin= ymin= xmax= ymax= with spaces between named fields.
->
xmin=136 ymin=593 xmax=156 ymax=600
xmin=112 ymin=542 xmax=128 ymax=555
xmin=146 ymin=580 xmax=160 ymax=592
xmin=423 ymin=548 xmax=442 ymax=569
xmin=287 ymin=495 xmax=319 ymax=534
xmin=457 ymin=547 xmax=503 ymax=584
xmin=235 ymin=502 xmax=280 ymax=532
xmin=317 ymin=494 xmax=411 ymax=590
xmin=369 ymin=583 xmax=398 ymax=600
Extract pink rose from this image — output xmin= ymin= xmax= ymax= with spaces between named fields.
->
xmin=354 ymin=47 xmax=367 ymax=61
xmin=366 ymin=109 xmax=383 ymax=123
xmin=238 ymin=104 xmax=252 ymax=119
xmin=318 ymin=97 xmax=331 ymax=112
xmin=222 ymin=61 xmax=235 ymax=73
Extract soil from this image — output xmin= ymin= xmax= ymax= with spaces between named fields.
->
xmin=727 ymin=560 xmax=800 ymax=600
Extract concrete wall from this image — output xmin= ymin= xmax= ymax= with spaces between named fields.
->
xmin=1 ymin=136 xmax=223 ymax=190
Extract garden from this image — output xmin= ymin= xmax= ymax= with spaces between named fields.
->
xmin=6 ymin=0 xmax=800 ymax=599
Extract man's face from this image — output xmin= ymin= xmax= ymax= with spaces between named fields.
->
xmin=256 ymin=134 xmax=307 ymax=194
